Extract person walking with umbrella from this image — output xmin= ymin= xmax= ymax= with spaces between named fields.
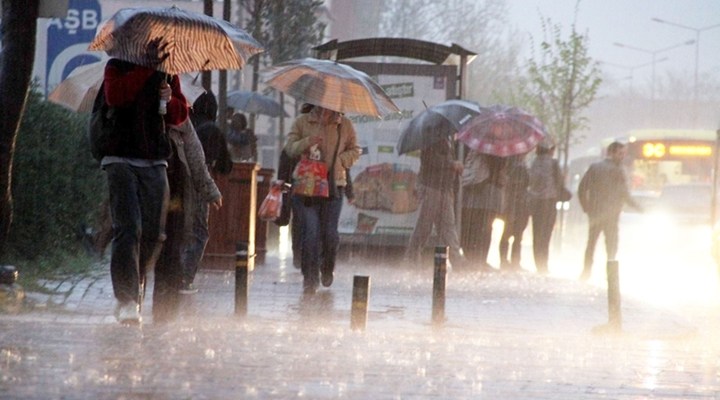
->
xmin=284 ymin=105 xmax=360 ymax=294
xmin=404 ymin=135 xmax=465 ymax=266
xmin=100 ymin=53 xmax=188 ymax=324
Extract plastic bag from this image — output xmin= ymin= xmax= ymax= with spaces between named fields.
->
xmin=258 ymin=183 xmax=284 ymax=221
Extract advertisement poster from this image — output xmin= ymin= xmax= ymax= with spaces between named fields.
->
xmin=338 ymin=62 xmax=457 ymax=246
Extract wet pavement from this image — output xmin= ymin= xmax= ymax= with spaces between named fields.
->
xmin=2 ymin=239 xmax=720 ymax=399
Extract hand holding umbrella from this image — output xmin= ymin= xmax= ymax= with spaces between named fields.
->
xmin=158 ymin=79 xmax=172 ymax=115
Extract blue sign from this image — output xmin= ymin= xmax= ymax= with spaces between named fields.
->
xmin=45 ymin=0 xmax=102 ymax=93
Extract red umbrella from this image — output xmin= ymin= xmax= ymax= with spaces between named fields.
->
xmin=456 ymin=105 xmax=546 ymax=157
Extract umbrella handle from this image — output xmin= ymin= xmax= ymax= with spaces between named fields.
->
xmin=159 ymin=73 xmax=169 ymax=115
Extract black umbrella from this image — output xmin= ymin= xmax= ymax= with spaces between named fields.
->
xmin=397 ymin=99 xmax=482 ymax=154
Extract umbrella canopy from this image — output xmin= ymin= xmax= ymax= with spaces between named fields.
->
xmin=226 ymin=90 xmax=288 ymax=117
xmin=261 ymin=58 xmax=399 ymax=117
xmin=88 ymin=6 xmax=264 ymax=75
xmin=397 ymin=99 xmax=482 ymax=154
xmin=456 ymin=105 xmax=546 ymax=157
xmin=48 ymin=61 xmax=206 ymax=113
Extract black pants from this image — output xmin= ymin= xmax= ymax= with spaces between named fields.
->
xmin=583 ymin=213 xmax=620 ymax=273
xmin=106 ymin=163 xmax=168 ymax=306
xmin=499 ymin=209 xmax=530 ymax=267
xmin=461 ymin=207 xmax=496 ymax=267
xmin=529 ymin=198 xmax=557 ymax=272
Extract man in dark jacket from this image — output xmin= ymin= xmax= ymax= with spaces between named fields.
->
xmin=102 ymin=57 xmax=188 ymax=324
xmin=578 ymin=141 xmax=642 ymax=281
xmin=405 ymin=136 xmax=465 ymax=265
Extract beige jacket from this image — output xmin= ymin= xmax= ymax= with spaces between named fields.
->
xmin=284 ymin=112 xmax=360 ymax=187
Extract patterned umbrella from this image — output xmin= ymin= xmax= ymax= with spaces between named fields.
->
xmin=88 ymin=6 xmax=264 ymax=75
xmin=226 ymin=90 xmax=288 ymax=117
xmin=456 ymin=105 xmax=547 ymax=157
xmin=261 ymin=58 xmax=399 ymax=117
xmin=397 ymin=99 xmax=482 ymax=154
xmin=47 ymin=61 xmax=206 ymax=113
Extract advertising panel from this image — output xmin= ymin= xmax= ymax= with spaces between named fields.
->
xmin=338 ymin=62 xmax=457 ymax=246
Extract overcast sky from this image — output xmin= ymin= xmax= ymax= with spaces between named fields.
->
xmin=507 ymin=0 xmax=720 ymax=87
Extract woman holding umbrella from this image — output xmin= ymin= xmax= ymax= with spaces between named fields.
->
xmin=283 ymin=105 xmax=360 ymax=294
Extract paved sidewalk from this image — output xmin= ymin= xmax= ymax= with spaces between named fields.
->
xmin=1 ymin=249 xmax=719 ymax=399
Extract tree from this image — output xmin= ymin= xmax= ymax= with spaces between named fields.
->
xmin=0 ymin=0 xmax=40 ymax=256
xmin=514 ymin=14 xmax=602 ymax=174
xmin=239 ymin=0 xmax=325 ymax=149
xmin=510 ymin=4 xmax=602 ymax=243
xmin=377 ymin=0 xmax=523 ymax=103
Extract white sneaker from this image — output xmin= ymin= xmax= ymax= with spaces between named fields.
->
xmin=115 ymin=302 xmax=141 ymax=325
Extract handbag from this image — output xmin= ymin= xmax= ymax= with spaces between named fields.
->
xmin=557 ymin=186 xmax=573 ymax=202
xmin=292 ymin=144 xmax=330 ymax=198
xmin=258 ymin=183 xmax=284 ymax=221
xmin=274 ymin=149 xmax=299 ymax=226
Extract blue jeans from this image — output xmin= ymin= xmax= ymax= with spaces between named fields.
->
xmin=106 ymin=163 xmax=168 ymax=305
xmin=293 ymin=191 xmax=343 ymax=287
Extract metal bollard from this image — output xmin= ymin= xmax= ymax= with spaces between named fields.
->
xmin=351 ymin=275 xmax=371 ymax=331
xmin=432 ymin=246 xmax=448 ymax=325
xmin=606 ymin=260 xmax=622 ymax=330
xmin=235 ymin=242 xmax=249 ymax=316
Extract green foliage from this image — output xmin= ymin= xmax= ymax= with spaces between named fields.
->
xmin=3 ymin=87 xmax=105 ymax=274
xmin=513 ymin=15 xmax=602 ymax=169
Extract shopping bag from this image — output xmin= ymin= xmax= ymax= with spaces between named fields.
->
xmin=258 ymin=183 xmax=284 ymax=221
xmin=292 ymin=144 xmax=329 ymax=198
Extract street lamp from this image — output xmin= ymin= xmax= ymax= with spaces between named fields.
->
xmin=613 ymin=39 xmax=695 ymax=100
xmin=652 ymin=18 xmax=720 ymax=124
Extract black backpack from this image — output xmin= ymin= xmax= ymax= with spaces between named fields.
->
xmin=88 ymin=82 xmax=117 ymax=161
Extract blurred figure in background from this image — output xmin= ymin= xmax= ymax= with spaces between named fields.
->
xmin=177 ymin=91 xmax=232 ymax=295
xmin=527 ymin=139 xmax=561 ymax=274
xmin=405 ymin=135 xmax=465 ymax=266
xmin=498 ymin=154 xmax=530 ymax=271
xmin=577 ymin=141 xmax=642 ymax=281
xmin=227 ymin=113 xmax=257 ymax=162
xmin=461 ymin=150 xmax=507 ymax=271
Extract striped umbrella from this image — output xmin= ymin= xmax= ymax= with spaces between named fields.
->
xmin=456 ymin=105 xmax=547 ymax=157
xmin=88 ymin=6 xmax=264 ymax=75
xmin=48 ymin=61 xmax=207 ymax=113
xmin=261 ymin=58 xmax=400 ymax=117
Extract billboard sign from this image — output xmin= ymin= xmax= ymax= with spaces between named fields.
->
xmin=338 ymin=62 xmax=457 ymax=246
xmin=44 ymin=0 xmax=102 ymax=95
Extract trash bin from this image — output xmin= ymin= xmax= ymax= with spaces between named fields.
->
xmin=203 ymin=162 xmax=259 ymax=271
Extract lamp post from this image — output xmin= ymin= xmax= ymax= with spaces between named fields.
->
xmin=613 ymin=39 xmax=695 ymax=101
xmin=651 ymin=18 xmax=720 ymax=125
